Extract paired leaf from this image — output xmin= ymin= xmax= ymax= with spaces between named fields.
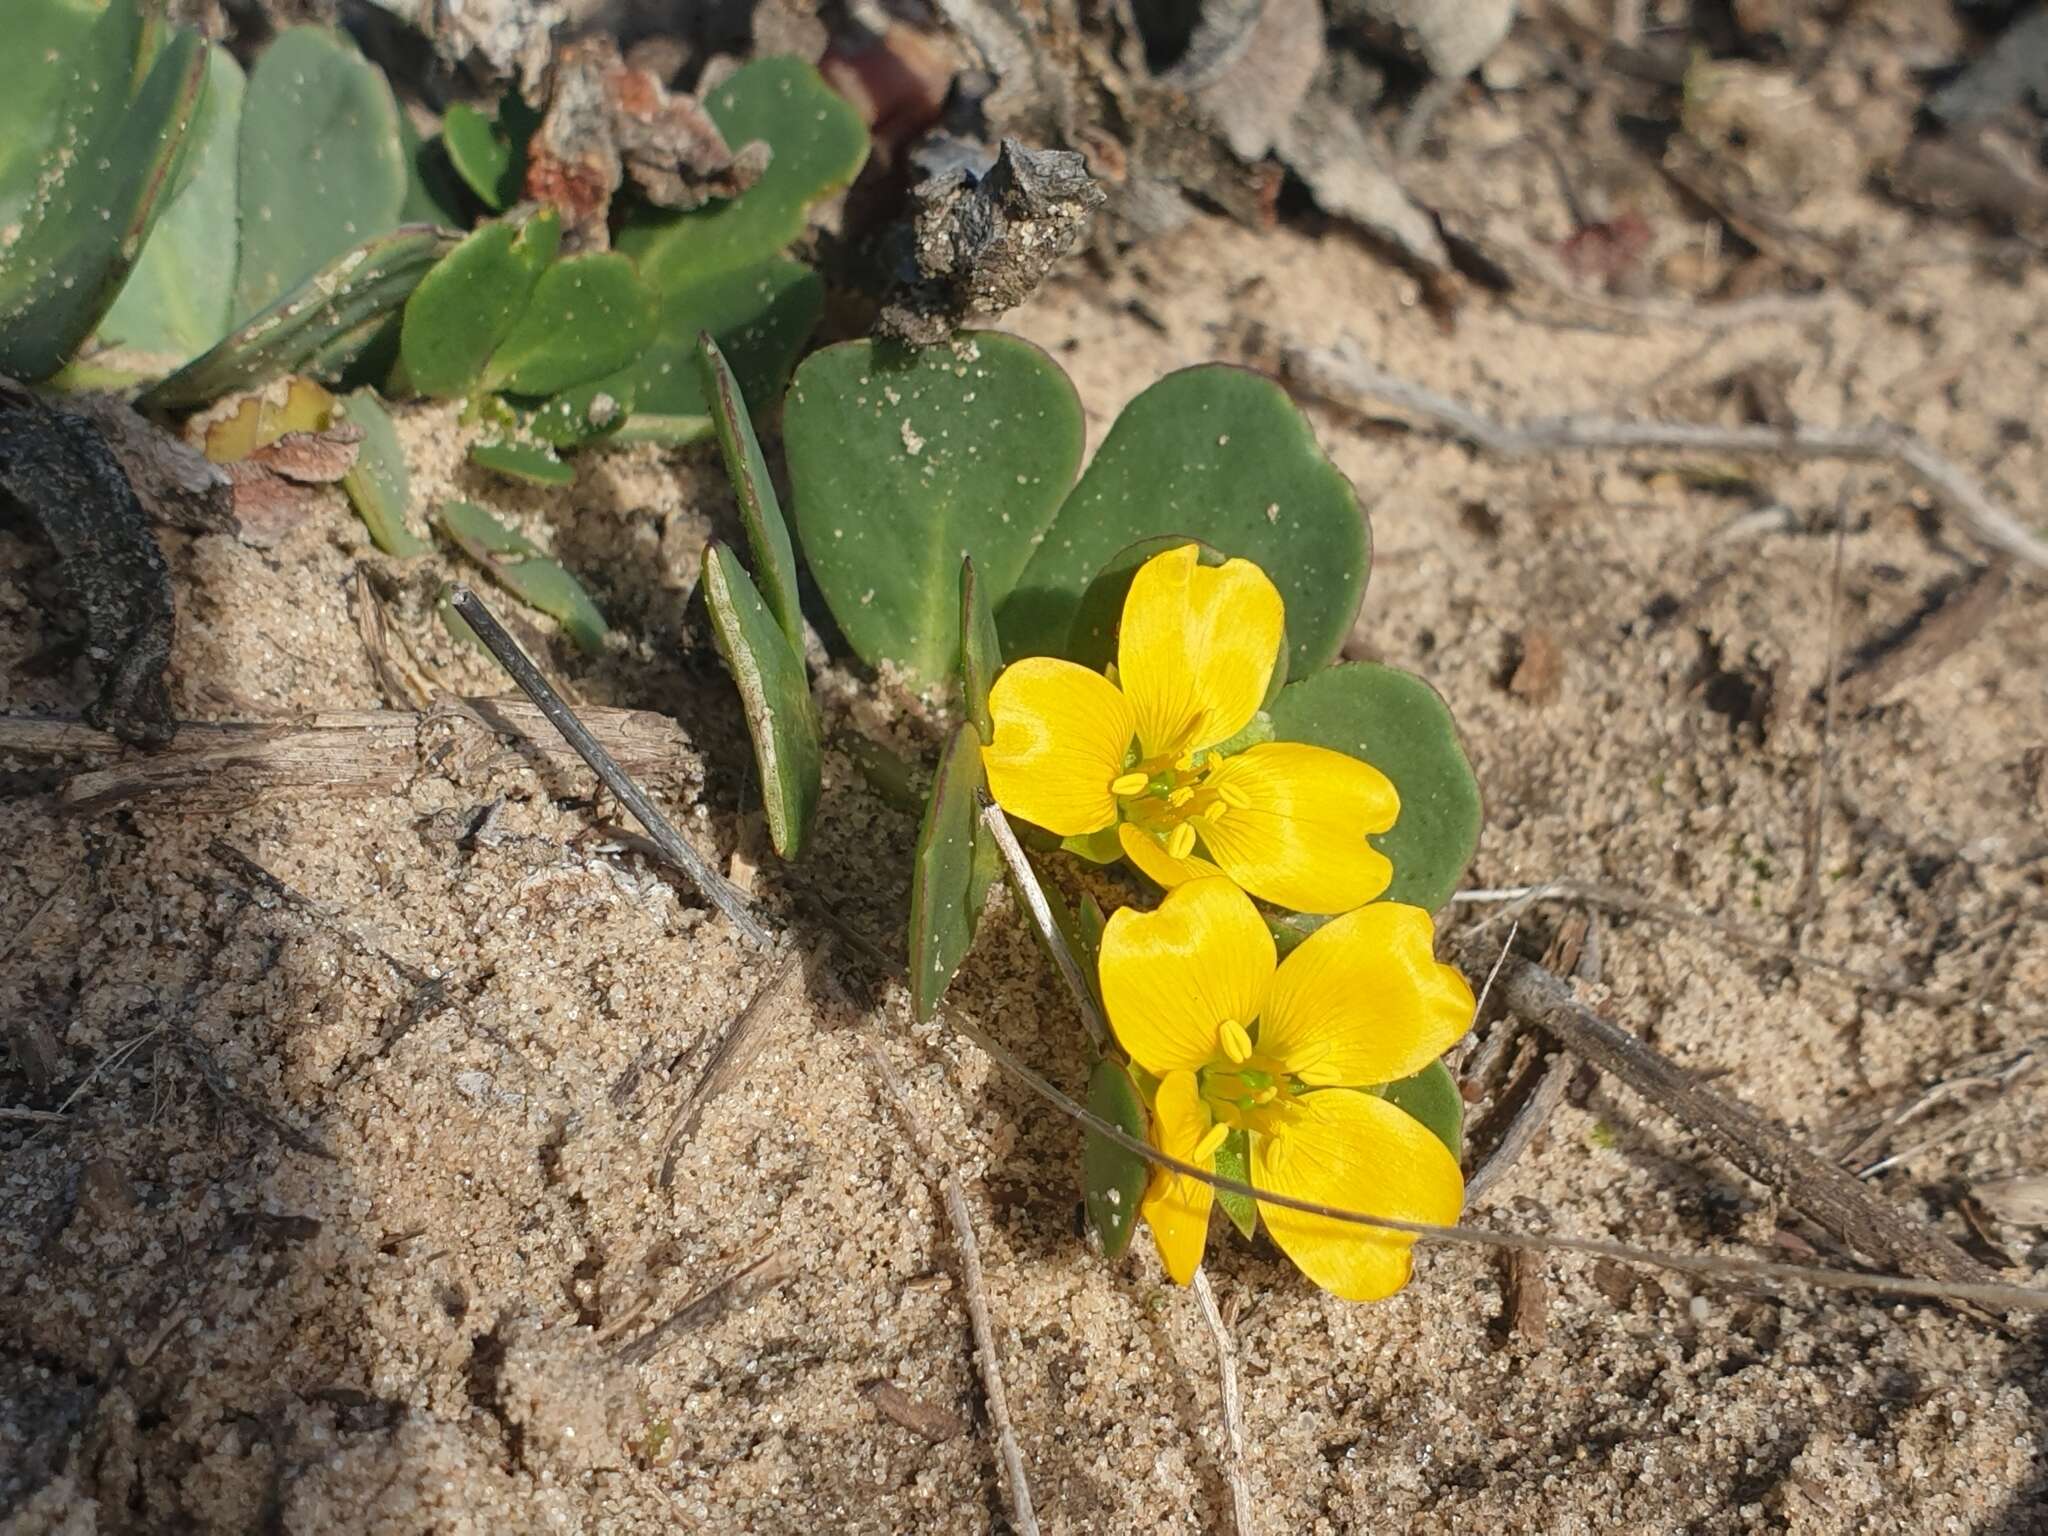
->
xmin=703 ymin=334 xmax=802 ymax=652
xmin=436 ymin=500 xmax=606 ymax=652
xmin=233 ymin=27 xmax=408 ymax=321
xmin=1379 ymin=1059 xmax=1464 ymax=1162
xmin=337 ymin=389 xmax=428 ymax=556
xmin=0 ymin=5 xmax=208 ymax=380
xmin=1267 ymin=663 xmax=1482 ymax=913
xmin=703 ymin=543 xmax=821 ymax=859
xmin=615 ymin=257 xmax=823 ymax=443
xmin=480 ymin=253 xmax=655 ymax=397
xmin=1083 ymin=1060 xmax=1149 ymax=1261
xmin=783 ymin=334 xmax=1085 ymax=685
xmin=909 ymin=723 xmax=988 ymax=1021
xmin=617 ymin=57 xmax=869 ymax=284
xmin=99 ymin=46 xmax=246 ymax=362
xmin=1001 ymin=365 xmax=1369 ymax=671
xmin=140 ymin=227 xmax=458 ymax=412
xmin=400 ymin=207 xmax=560 ymax=397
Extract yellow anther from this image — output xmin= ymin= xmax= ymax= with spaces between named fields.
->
xmin=1214 ymin=782 xmax=1252 ymax=811
xmin=1110 ymin=771 xmax=1149 ymax=797
xmin=1202 ymin=802 xmax=1228 ymax=823
xmin=1174 ymin=753 xmax=1196 ymax=773
xmin=1251 ymin=1085 xmax=1279 ymax=1105
xmin=1218 ymin=1019 xmax=1253 ymax=1063
xmin=1192 ymin=1122 xmax=1229 ymax=1162
xmin=1165 ymin=822 xmax=1197 ymax=861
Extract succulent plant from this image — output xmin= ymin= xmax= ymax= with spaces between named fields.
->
xmin=0 ymin=0 xmax=208 ymax=380
xmin=435 ymin=499 xmax=606 ymax=654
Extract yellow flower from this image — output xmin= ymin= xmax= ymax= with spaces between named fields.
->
xmin=981 ymin=544 xmax=1398 ymax=914
xmin=1099 ymin=877 xmax=1472 ymax=1301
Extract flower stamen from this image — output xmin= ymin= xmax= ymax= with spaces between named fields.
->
xmin=1109 ymin=771 xmax=1149 ymax=797
xmin=1217 ymin=1019 xmax=1253 ymax=1063
xmin=1166 ymin=822 xmax=1197 ymax=860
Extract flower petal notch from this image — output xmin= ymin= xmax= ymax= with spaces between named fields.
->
xmin=1097 ymin=877 xmax=1473 ymax=1301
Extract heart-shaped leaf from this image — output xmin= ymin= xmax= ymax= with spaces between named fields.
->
xmin=337 ymin=387 xmax=428 ymax=556
xmin=400 ymin=207 xmax=560 ymax=397
xmin=442 ymin=95 xmax=538 ymax=212
xmin=617 ymin=57 xmax=868 ymax=284
xmin=909 ymin=722 xmax=988 ymax=1021
xmin=436 ymin=499 xmax=606 ymax=652
xmin=1379 ymin=1059 xmax=1463 ymax=1162
xmin=703 ymin=333 xmax=803 ymax=653
xmin=481 ymin=252 xmax=655 ymax=398
xmin=616 ymin=257 xmax=823 ymax=443
xmin=1083 ymin=1059 xmax=1149 ymax=1261
xmin=98 ymin=45 xmax=246 ymax=364
xmin=783 ymin=334 xmax=1085 ymax=685
xmin=1266 ymin=663 xmax=1481 ymax=913
xmin=140 ymin=226 xmax=457 ymax=412
xmin=1002 ymin=365 xmax=1369 ymax=671
xmin=234 ymin=27 xmax=408 ymax=322
xmin=704 ymin=542 xmax=821 ymax=859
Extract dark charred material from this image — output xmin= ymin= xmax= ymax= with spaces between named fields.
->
xmin=878 ymin=139 xmax=1105 ymax=345
xmin=0 ymin=379 xmax=176 ymax=746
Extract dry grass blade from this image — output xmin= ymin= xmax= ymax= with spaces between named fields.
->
xmin=866 ymin=1042 xmax=1040 ymax=1536
xmin=1192 ymin=1269 xmax=1254 ymax=1536
xmin=614 ymin=1250 xmax=798 ymax=1366
xmin=657 ymin=947 xmax=806 ymax=1184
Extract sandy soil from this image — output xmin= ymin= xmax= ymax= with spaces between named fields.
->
xmin=6 ymin=12 xmax=2048 ymax=1533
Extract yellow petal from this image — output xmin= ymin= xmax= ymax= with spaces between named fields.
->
xmin=1141 ymin=1069 xmax=1216 ymax=1286
xmin=981 ymin=658 xmax=1137 ymax=837
xmin=1118 ymin=545 xmax=1284 ymax=760
xmin=1259 ymin=903 xmax=1474 ymax=1087
xmin=1099 ymin=876 xmax=1275 ymax=1077
xmin=1196 ymin=742 xmax=1398 ymax=914
xmin=1117 ymin=821 xmax=1225 ymax=892
xmin=1252 ymin=1088 xmax=1464 ymax=1302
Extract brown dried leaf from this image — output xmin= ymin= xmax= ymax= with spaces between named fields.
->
xmin=863 ymin=1380 xmax=964 ymax=1442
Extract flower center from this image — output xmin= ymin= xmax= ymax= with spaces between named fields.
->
xmin=1107 ymin=748 xmax=1248 ymax=860
xmin=1198 ymin=1047 xmax=1300 ymax=1139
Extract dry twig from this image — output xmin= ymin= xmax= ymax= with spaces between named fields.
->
xmin=1284 ymin=340 xmax=2048 ymax=572
xmin=2 ymin=700 xmax=697 ymax=816
xmin=1461 ymin=940 xmax=1994 ymax=1288
xmin=656 ymin=947 xmax=807 ymax=1184
xmin=866 ymin=1043 xmax=1039 ymax=1536
xmin=614 ymin=1250 xmax=797 ymax=1366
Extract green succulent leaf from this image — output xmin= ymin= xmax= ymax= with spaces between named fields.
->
xmin=0 ymin=0 xmax=101 ymax=233
xmin=98 ymin=45 xmax=245 ymax=364
xmin=0 ymin=5 xmax=208 ymax=381
xmin=480 ymin=252 xmax=655 ymax=397
xmin=435 ymin=499 xmax=605 ymax=652
xmin=1002 ymin=365 xmax=1369 ymax=671
xmin=783 ymin=334 xmax=1085 ymax=685
xmin=1267 ymin=663 xmax=1482 ymax=914
xmin=617 ymin=56 xmax=869 ymax=283
xmin=234 ymin=27 xmax=408 ymax=322
xmin=140 ymin=226 xmax=457 ymax=412
xmin=397 ymin=107 xmax=467 ymax=227
xmin=524 ymin=375 xmax=635 ymax=448
xmin=441 ymin=95 xmax=537 ymax=212
xmin=616 ymin=257 xmax=822 ymax=444
xmin=703 ymin=542 xmax=821 ymax=860
xmin=702 ymin=333 xmax=803 ymax=653
xmin=909 ymin=722 xmax=988 ymax=1022
xmin=958 ymin=556 xmax=1002 ymax=740
xmin=400 ymin=206 xmax=561 ymax=398
xmin=1083 ymin=1059 xmax=1149 ymax=1261
xmin=469 ymin=436 xmax=576 ymax=486
xmin=1215 ymin=1128 xmax=1258 ymax=1240
xmin=1378 ymin=1059 xmax=1464 ymax=1162
xmin=336 ymin=388 xmax=429 ymax=556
